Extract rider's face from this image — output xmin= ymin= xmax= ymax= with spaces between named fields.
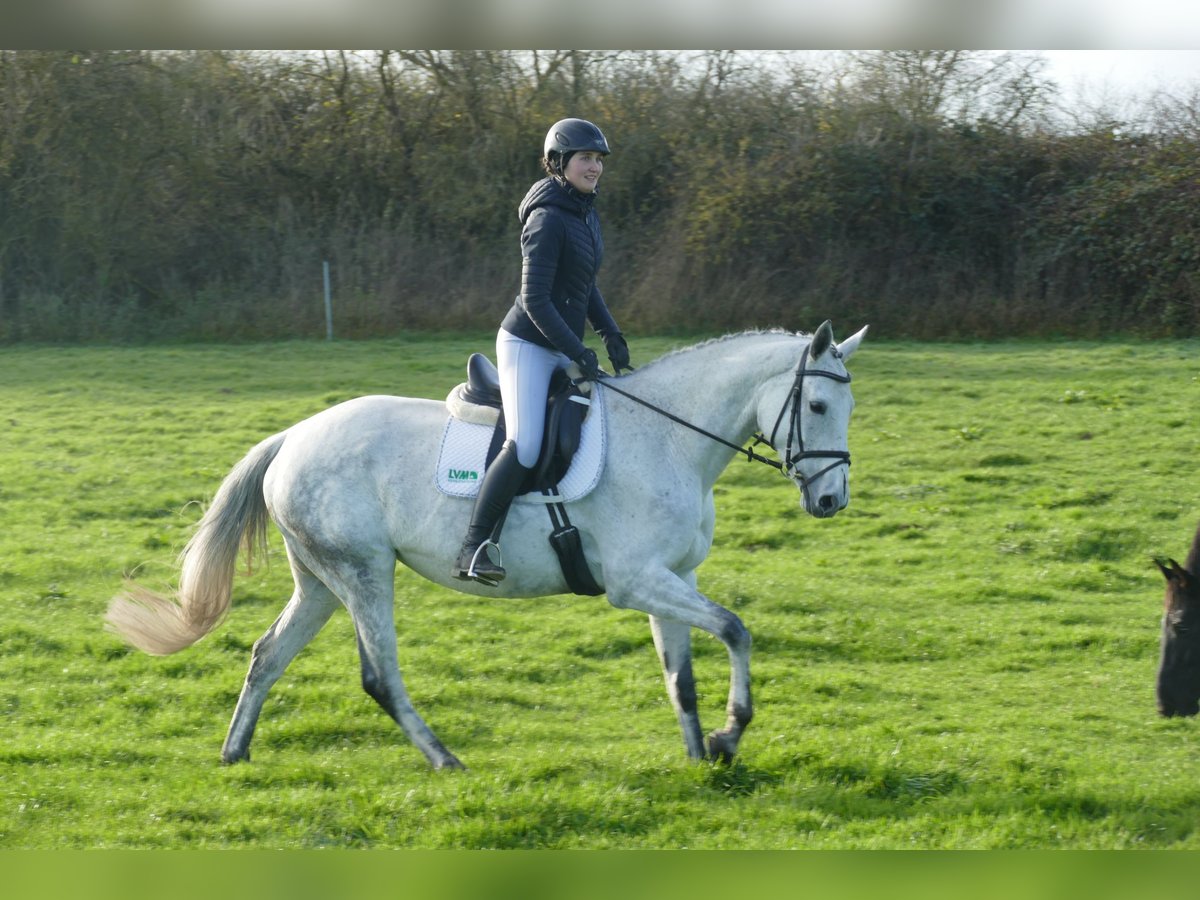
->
xmin=564 ymin=151 xmax=604 ymax=194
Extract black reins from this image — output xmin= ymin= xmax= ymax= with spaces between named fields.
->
xmin=584 ymin=344 xmax=852 ymax=489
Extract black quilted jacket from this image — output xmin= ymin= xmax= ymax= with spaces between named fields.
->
xmin=499 ymin=176 xmax=620 ymax=360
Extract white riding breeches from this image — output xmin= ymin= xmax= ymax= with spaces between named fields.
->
xmin=496 ymin=328 xmax=572 ymax=468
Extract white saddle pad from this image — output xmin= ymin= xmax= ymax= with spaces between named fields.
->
xmin=435 ymin=391 xmax=606 ymax=504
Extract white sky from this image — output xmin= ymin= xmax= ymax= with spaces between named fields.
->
xmin=6 ymin=3 xmax=1199 ymax=83
xmin=11 ymin=0 xmax=1200 ymax=54
xmin=1040 ymin=50 xmax=1200 ymax=98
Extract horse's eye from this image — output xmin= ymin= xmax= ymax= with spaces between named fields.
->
xmin=809 ymin=400 xmax=827 ymax=415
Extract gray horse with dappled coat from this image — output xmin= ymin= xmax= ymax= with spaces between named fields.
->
xmin=107 ymin=322 xmax=867 ymax=770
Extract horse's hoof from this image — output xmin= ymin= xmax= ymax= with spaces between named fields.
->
xmin=221 ymin=750 xmax=250 ymax=765
xmin=434 ymin=756 xmax=467 ymax=771
xmin=705 ymin=731 xmax=737 ymax=764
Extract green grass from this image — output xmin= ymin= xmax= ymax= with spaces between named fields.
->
xmin=3 ymin=333 xmax=1200 ymax=848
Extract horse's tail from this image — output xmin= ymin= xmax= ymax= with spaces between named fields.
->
xmin=105 ymin=430 xmax=288 ymax=656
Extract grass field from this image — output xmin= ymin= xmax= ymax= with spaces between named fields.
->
xmin=2 ymin=330 xmax=1200 ymax=849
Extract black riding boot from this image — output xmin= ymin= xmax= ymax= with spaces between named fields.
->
xmin=452 ymin=440 xmax=532 ymax=585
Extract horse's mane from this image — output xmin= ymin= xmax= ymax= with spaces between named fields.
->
xmin=1186 ymin=518 xmax=1200 ymax=574
xmin=629 ymin=328 xmax=807 ymax=377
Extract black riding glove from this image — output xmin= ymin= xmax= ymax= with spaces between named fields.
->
xmin=602 ymin=331 xmax=631 ymax=372
xmin=573 ymin=348 xmax=602 ymax=381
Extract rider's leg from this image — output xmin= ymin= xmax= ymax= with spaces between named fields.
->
xmin=451 ymin=439 xmax=531 ymax=584
xmin=495 ymin=328 xmax=568 ymax=468
xmin=451 ymin=330 xmax=565 ymax=585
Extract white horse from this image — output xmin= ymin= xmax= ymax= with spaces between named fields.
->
xmin=107 ymin=321 xmax=867 ymax=769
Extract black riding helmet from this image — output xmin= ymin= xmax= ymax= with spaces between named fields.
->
xmin=543 ymin=118 xmax=610 ymax=174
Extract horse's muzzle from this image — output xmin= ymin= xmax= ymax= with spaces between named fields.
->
xmin=1158 ymin=698 xmax=1200 ymax=717
xmin=1157 ymin=676 xmax=1200 ymax=717
xmin=803 ymin=491 xmax=846 ymax=519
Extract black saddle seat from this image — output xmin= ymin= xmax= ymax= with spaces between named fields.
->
xmin=463 ymin=353 xmax=503 ymax=408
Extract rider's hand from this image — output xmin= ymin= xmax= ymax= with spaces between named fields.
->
xmin=573 ymin=348 xmax=602 ymax=381
xmin=602 ymin=332 xmax=630 ymax=372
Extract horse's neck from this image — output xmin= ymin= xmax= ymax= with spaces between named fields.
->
xmin=623 ymin=333 xmax=803 ymax=480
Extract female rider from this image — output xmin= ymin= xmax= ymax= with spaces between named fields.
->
xmin=452 ymin=117 xmax=631 ymax=585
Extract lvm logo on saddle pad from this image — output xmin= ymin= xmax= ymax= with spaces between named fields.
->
xmin=435 ymin=390 xmax=607 ymax=504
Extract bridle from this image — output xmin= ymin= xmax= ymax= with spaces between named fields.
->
xmin=588 ymin=342 xmax=852 ymax=500
xmin=763 ymin=343 xmax=852 ymax=496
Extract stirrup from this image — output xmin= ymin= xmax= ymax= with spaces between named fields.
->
xmin=465 ymin=540 xmax=504 ymax=587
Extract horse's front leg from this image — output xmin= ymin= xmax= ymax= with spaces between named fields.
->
xmin=611 ymin=570 xmax=752 ymax=763
xmin=649 ymin=613 xmax=705 ymax=759
xmin=704 ymin=613 xmax=753 ymax=764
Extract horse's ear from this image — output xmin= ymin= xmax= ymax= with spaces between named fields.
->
xmin=1158 ymin=558 xmax=1200 ymax=597
xmin=1156 ymin=557 xmax=1179 ymax=581
xmin=810 ymin=320 xmax=834 ymax=359
xmin=836 ymin=325 xmax=869 ymax=361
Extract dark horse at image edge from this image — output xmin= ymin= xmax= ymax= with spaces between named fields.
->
xmin=1156 ymin=520 xmax=1200 ymax=717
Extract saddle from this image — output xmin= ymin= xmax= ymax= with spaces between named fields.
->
xmin=447 ymin=353 xmax=602 ymax=596
xmin=457 ymin=353 xmax=591 ymax=495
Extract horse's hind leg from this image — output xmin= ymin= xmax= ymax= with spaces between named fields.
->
xmin=350 ymin=599 xmax=464 ymax=770
xmin=222 ymin=558 xmax=339 ymax=763
xmin=649 ymin=615 xmax=705 ymax=759
xmin=309 ymin=548 xmax=464 ymax=770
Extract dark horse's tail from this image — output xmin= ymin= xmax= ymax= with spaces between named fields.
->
xmin=105 ymin=431 xmax=287 ymax=655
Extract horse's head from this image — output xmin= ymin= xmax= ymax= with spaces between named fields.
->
xmin=758 ymin=321 xmax=867 ymax=519
xmin=1156 ymin=553 xmax=1200 ymax=717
